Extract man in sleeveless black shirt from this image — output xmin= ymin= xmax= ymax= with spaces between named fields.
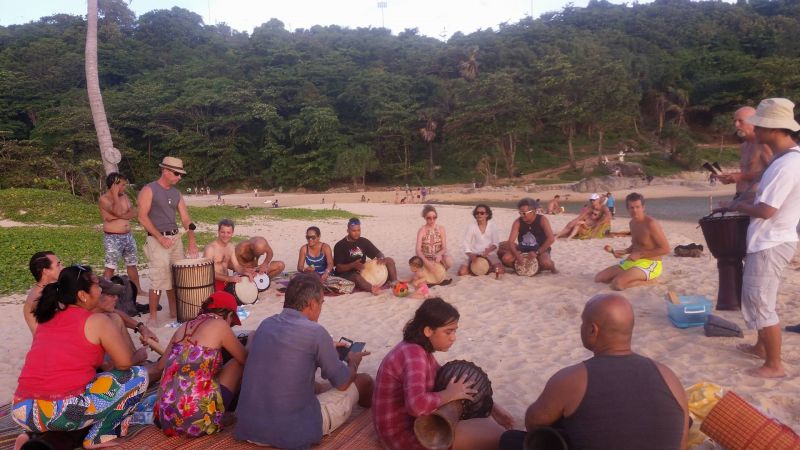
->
xmin=498 ymin=198 xmax=557 ymax=274
xmin=499 ymin=294 xmax=688 ymax=450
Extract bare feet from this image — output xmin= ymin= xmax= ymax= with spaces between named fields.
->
xmin=737 ymin=343 xmax=766 ymax=359
xmin=746 ymin=365 xmax=786 ymax=378
xmin=371 ymin=285 xmax=382 ymax=295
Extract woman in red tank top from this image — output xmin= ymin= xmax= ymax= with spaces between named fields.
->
xmin=12 ymin=265 xmax=148 ymax=449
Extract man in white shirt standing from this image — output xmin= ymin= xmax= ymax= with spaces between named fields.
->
xmin=721 ymin=98 xmax=800 ymax=378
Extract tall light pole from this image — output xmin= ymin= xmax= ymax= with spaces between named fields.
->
xmin=377 ymin=1 xmax=387 ymax=29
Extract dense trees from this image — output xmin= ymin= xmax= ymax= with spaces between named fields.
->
xmin=1 ymin=0 xmax=799 ymax=195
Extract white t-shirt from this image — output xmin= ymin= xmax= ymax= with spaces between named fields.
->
xmin=463 ymin=220 xmax=501 ymax=254
xmin=746 ymin=148 xmax=800 ymax=253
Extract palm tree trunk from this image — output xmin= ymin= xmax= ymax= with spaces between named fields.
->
xmin=86 ymin=0 xmax=118 ymax=175
xmin=567 ymin=124 xmax=576 ymax=168
xmin=428 ymin=142 xmax=434 ymax=179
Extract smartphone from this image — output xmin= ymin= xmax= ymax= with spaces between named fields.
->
xmin=349 ymin=342 xmax=366 ymax=353
xmin=337 ymin=337 xmax=353 ymax=361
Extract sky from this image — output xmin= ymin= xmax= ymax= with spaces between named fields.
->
xmin=0 ymin=0 xmax=629 ymax=40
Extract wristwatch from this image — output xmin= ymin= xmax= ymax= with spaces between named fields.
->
xmin=133 ymin=322 xmax=144 ymax=334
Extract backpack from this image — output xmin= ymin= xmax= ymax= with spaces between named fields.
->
xmin=110 ymin=275 xmax=139 ymax=316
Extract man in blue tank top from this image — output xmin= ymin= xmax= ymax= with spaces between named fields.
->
xmin=137 ymin=157 xmax=198 ymax=326
xmin=499 ymin=294 xmax=688 ymax=450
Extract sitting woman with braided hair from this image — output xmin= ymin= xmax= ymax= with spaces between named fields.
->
xmin=372 ymin=297 xmax=514 ymax=450
xmin=12 ymin=265 xmax=149 ymax=449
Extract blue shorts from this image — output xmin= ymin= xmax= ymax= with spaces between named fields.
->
xmin=104 ymin=232 xmax=138 ymax=269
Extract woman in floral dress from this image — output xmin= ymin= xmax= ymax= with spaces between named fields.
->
xmin=154 ymin=291 xmax=247 ymax=437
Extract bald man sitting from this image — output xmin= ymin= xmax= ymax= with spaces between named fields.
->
xmin=235 ymin=236 xmax=285 ymax=279
xmin=499 ymin=294 xmax=688 ymax=450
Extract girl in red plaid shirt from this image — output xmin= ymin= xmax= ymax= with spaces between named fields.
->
xmin=372 ymin=298 xmax=514 ymax=449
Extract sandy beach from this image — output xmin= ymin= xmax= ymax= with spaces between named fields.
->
xmin=2 ymin=182 xmax=799 ymax=438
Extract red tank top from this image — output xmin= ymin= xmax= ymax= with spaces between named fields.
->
xmin=15 ymin=306 xmax=105 ymax=400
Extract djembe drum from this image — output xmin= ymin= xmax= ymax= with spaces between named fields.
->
xmin=414 ymin=360 xmax=494 ymax=450
xmin=172 ymin=258 xmax=215 ymax=322
xmin=699 ymin=212 xmax=750 ymax=310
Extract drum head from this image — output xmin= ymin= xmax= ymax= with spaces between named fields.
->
xmin=234 ymin=280 xmax=259 ymax=304
xmin=514 ymin=254 xmax=539 ymax=277
xmin=173 ymin=258 xmax=212 ymax=268
xmin=423 ymin=262 xmax=448 ymax=285
xmin=361 ymin=259 xmax=389 ymax=286
xmin=469 ymin=256 xmax=491 ymax=276
xmin=254 ymin=273 xmax=271 ymax=291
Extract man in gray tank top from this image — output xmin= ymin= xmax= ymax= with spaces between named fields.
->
xmin=137 ymin=157 xmax=199 ymax=326
xmin=499 ymin=294 xmax=688 ymax=450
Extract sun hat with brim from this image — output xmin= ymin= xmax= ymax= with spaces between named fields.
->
xmin=159 ymin=156 xmax=187 ymax=175
xmin=99 ymin=278 xmax=125 ymax=296
xmin=746 ymin=98 xmax=800 ymax=132
xmin=207 ymin=291 xmax=241 ymax=326
xmin=589 ymin=193 xmax=601 ymax=200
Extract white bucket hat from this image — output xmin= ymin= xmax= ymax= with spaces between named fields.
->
xmin=746 ymin=98 xmax=800 ymax=132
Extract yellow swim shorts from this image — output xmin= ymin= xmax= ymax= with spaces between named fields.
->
xmin=619 ymin=258 xmax=663 ymax=280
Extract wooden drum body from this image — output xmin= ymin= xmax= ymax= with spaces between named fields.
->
xmin=699 ymin=213 xmax=750 ymax=311
xmin=172 ymin=258 xmax=215 ymax=322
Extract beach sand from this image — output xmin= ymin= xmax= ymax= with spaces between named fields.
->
xmin=2 ymin=183 xmax=799 ymax=437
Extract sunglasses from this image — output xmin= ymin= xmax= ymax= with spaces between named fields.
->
xmin=425 ymin=215 xmax=437 ymax=220
xmin=474 ymin=211 xmax=487 ymax=216
xmin=519 ymin=210 xmax=534 ymax=216
xmin=169 ymin=170 xmax=183 ymax=177
xmin=71 ymin=264 xmax=90 ymax=281
xmin=306 ymin=235 xmax=318 ymax=240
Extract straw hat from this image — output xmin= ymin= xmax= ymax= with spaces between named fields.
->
xmin=469 ymin=256 xmax=491 ymax=276
xmin=159 ymin=156 xmax=187 ymax=174
xmin=746 ymin=98 xmax=800 ymax=132
xmin=361 ymin=259 xmax=388 ymax=286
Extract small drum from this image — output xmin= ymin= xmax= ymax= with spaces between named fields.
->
xmin=514 ymin=253 xmax=539 ymax=277
xmin=469 ymin=256 xmax=491 ymax=276
xmin=361 ymin=259 xmax=389 ymax=286
xmin=422 ymin=262 xmax=448 ymax=285
xmin=699 ymin=212 xmax=749 ymax=310
xmin=172 ymin=258 xmax=214 ymax=322
xmin=226 ymin=279 xmax=259 ymax=305
xmin=254 ymin=273 xmax=271 ymax=291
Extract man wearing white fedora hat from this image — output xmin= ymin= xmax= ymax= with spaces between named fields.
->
xmin=720 ymin=98 xmax=800 ymax=378
xmin=137 ymin=156 xmax=199 ymax=326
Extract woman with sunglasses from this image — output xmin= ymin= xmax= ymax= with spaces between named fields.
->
xmin=12 ymin=265 xmax=148 ymax=449
xmin=416 ymin=205 xmax=454 ymax=270
xmin=458 ymin=204 xmax=504 ymax=276
xmin=297 ymin=226 xmax=334 ymax=281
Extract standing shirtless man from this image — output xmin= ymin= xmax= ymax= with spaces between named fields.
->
xmin=98 ymin=172 xmax=143 ymax=297
xmin=595 ymin=193 xmax=670 ymax=290
xmin=204 ymin=218 xmax=248 ymax=291
xmin=717 ymin=106 xmax=773 ymax=202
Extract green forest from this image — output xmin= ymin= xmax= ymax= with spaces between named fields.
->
xmin=1 ymin=0 xmax=799 ymax=196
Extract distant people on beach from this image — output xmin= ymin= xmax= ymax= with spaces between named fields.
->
xmin=297 ymin=226 xmax=334 ymax=281
xmin=501 ymin=294 xmax=688 ymax=450
xmin=717 ymin=106 xmax=773 ymax=202
xmin=272 ymin=199 xmax=279 ymax=208
xmin=333 ymin=218 xmax=398 ymax=295
xmin=416 ymin=205 xmax=453 ymax=270
xmin=235 ymin=236 xmax=285 ymax=280
xmin=498 ymin=198 xmax=557 ymax=274
xmin=606 ymin=192 xmax=616 ymax=217
xmin=12 ymin=265 xmax=148 ymax=449
xmin=595 ymin=193 xmax=670 ymax=290
xmin=458 ymin=204 xmax=504 ymax=277
xmin=24 ymin=251 xmax=63 ymax=335
xmin=546 ymin=195 xmax=563 ymax=215
xmin=235 ymin=274 xmax=373 ymax=448
xmin=154 ymin=291 xmax=247 ymax=438
xmin=718 ymin=98 xmax=800 ymax=378
xmin=138 ymin=157 xmax=198 ymax=326
xmin=99 ymin=172 xmax=143 ymax=298
xmin=373 ymin=297 xmax=513 ymax=450
xmin=557 ymin=194 xmax=610 ymax=239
